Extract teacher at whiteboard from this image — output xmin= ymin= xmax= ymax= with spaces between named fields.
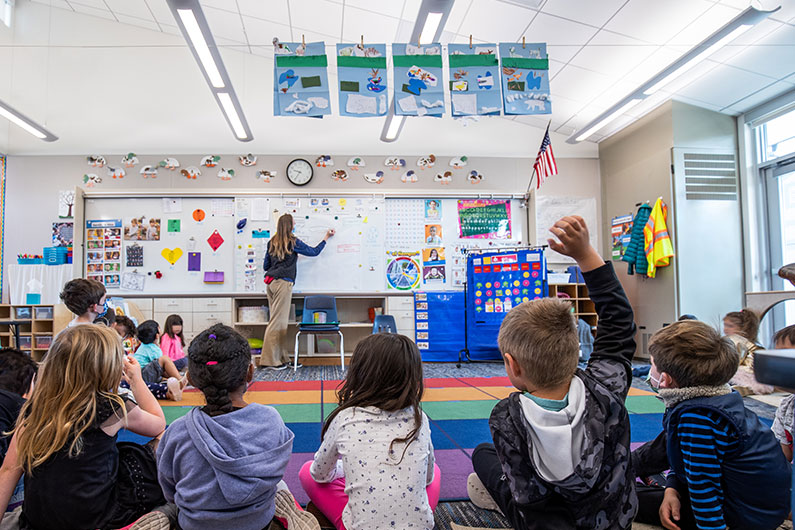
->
xmin=259 ymin=213 xmax=334 ymax=369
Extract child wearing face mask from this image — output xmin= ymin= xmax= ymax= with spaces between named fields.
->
xmin=59 ymin=278 xmax=109 ymax=328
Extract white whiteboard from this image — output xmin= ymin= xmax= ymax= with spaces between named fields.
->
xmin=535 ymin=195 xmax=597 ymax=263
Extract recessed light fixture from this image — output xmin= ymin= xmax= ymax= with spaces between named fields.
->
xmin=0 ymin=98 xmax=58 ymax=142
xmin=567 ymin=6 xmax=777 ymax=144
xmin=167 ymin=0 xmax=253 ymax=142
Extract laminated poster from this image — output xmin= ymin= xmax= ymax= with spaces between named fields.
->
xmin=336 ymin=43 xmax=388 ymax=117
xmin=457 ymin=199 xmax=512 ymax=239
xmin=385 ymin=251 xmax=421 ymax=291
xmin=392 ymin=43 xmax=444 ymax=117
xmin=447 ymin=43 xmax=501 ymax=116
xmin=499 ymin=42 xmax=551 ymax=115
xmin=86 ymin=219 xmax=122 ymax=289
xmin=611 ymin=215 xmax=634 ymax=261
xmin=274 ymin=41 xmax=331 ymax=117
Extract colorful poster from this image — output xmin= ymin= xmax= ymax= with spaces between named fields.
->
xmin=336 ymin=43 xmax=387 ymax=117
xmin=424 ymin=199 xmax=441 ymax=220
xmin=425 ymin=224 xmax=443 ymax=245
xmin=448 ymin=43 xmax=501 ymax=116
xmin=611 ymin=215 xmax=634 ymax=260
xmin=52 ymin=222 xmax=74 ymax=247
xmin=499 ymin=42 xmax=551 ymax=115
xmin=385 ymin=250 xmax=421 ymax=290
xmin=274 ymin=41 xmax=331 ymax=117
xmin=422 ymin=247 xmax=446 ymax=285
xmin=124 ymin=216 xmax=160 ymax=241
xmin=458 ymin=199 xmax=512 ymax=239
xmin=86 ymin=219 xmax=122 ymax=289
xmin=392 ymin=43 xmax=444 ymax=117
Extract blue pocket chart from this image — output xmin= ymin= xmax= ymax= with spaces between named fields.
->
xmin=499 ymin=42 xmax=551 ymax=115
xmin=274 ymin=41 xmax=331 ymax=117
xmin=336 ymin=43 xmax=388 ymax=117
xmin=392 ymin=43 xmax=445 ymax=117
xmin=447 ymin=43 xmax=502 ymax=116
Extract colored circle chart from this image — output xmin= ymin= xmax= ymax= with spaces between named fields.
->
xmin=386 ymin=256 xmax=421 ymax=290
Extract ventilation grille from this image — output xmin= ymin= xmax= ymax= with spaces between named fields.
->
xmin=642 ymin=332 xmax=652 ymax=357
xmin=682 ymin=153 xmax=737 ymax=201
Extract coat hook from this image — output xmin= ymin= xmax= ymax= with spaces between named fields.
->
xmin=469 ymin=34 xmax=473 ymax=49
xmin=522 ymin=36 xmax=526 ymax=49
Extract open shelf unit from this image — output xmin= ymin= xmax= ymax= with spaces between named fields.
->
xmin=0 ymin=304 xmax=68 ymax=361
xmin=548 ymin=283 xmax=598 ymax=329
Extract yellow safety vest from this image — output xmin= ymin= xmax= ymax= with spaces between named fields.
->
xmin=643 ymin=198 xmax=674 ymax=279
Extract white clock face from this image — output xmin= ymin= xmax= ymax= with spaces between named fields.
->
xmin=287 ymin=159 xmax=313 ymax=186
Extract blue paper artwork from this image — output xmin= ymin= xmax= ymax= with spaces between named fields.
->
xmin=336 ymin=43 xmax=388 ymax=117
xmin=447 ymin=43 xmax=502 ymax=116
xmin=498 ymin=42 xmax=551 ymax=115
xmin=392 ymin=43 xmax=445 ymax=117
xmin=273 ymin=41 xmax=331 ymax=117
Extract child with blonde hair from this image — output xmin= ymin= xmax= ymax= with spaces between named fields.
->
xmin=0 ymin=325 xmax=167 ymax=529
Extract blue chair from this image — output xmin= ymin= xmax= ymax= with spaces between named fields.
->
xmin=372 ymin=315 xmax=397 ymax=334
xmin=294 ymin=296 xmax=344 ymax=372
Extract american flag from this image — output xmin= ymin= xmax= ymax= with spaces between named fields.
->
xmin=533 ymin=124 xmax=557 ymax=189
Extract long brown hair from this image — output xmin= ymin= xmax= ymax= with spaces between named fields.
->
xmin=724 ymin=309 xmax=760 ymax=342
xmin=270 ymin=214 xmax=297 ymax=261
xmin=322 ymin=333 xmax=424 ymax=463
xmin=14 ymin=325 xmax=126 ymax=473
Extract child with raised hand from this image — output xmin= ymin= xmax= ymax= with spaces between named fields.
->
xmin=299 ymin=333 xmax=441 ymax=530
xmin=157 ymin=324 xmax=313 ymax=530
xmin=468 ymin=215 xmax=638 ymax=529
xmin=0 ymin=325 xmax=167 ymax=529
xmin=160 ymin=314 xmax=188 ymax=367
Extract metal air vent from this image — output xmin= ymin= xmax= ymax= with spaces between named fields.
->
xmin=682 ymin=153 xmax=737 ymax=201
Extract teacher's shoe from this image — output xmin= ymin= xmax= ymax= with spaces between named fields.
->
xmin=274 ymin=489 xmax=320 ymax=530
xmin=265 ymin=362 xmax=290 ymax=371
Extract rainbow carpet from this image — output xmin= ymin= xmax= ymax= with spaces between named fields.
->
xmin=120 ymin=375 xmax=673 ymax=505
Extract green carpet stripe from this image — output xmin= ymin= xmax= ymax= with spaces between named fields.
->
xmin=625 ymin=395 xmax=666 ymax=414
xmin=422 ymin=400 xmax=497 ymax=420
xmin=272 ymin=403 xmax=323 ymax=423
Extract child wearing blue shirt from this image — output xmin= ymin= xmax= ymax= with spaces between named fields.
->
xmin=135 ymin=320 xmax=186 ymax=400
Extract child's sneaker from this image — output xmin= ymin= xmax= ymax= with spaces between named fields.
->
xmin=467 ymin=473 xmax=503 ymax=514
xmin=128 ymin=510 xmax=170 ymax=530
xmin=274 ymin=489 xmax=320 ymax=530
xmin=166 ymin=377 xmax=183 ymax=401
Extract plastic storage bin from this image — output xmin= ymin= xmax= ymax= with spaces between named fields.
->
xmin=43 ymin=247 xmax=69 ymax=265
xmin=34 ymin=307 xmax=53 ymax=319
xmin=17 ymin=336 xmax=32 ymax=349
xmin=35 ymin=335 xmax=52 ymax=349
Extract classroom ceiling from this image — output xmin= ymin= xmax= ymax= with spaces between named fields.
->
xmin=0 ymin=0 xmax=793 ymax=156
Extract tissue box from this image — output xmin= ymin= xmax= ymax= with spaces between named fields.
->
xmin=203 ymin=271 xmax=225 ymax=284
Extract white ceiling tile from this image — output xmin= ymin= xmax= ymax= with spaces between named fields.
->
xmin=401 ymin=0 xmax=422 ymax=21
xmin=103 ymin=0 xmax=153 ymax=21
xmin=548 ymin=58 xmax=565 ymax=78
xmin=731 ymin=18 xmax=782 ymax=45
xmin=524 ymin=12 xmax=599 ymax=46
xmin=199 ymin=0 xmax=234 ymax=11
xmin=237 ymin=0 xmax=290 ymax=25
xmin=68 ymin=3 xmax=116 ymax=21
xmin=541 ymin=0 xmax=626 ymax=28
xmin=342 ymin=6 xmax=400 ymax=43
xmin=342 ymin=0 xmax=405 ymax=19
xmin=393 ymin=19 xmax=413 ymax=42
xmin=457 ymin=0 xmax=536 ymax=43
xmin=675 ymin=63 xmax=778 ymax=107
xmin=708 ymin=43 xmax=747 ymax=63
xmin=69 ymin=0 xmax=112 ymax=10
xmin=619 ymin=46 xmax=680 ymax=85
xmin=115 ymin=13 xmax=159 ymax=32
xmin=31 ymin=0 xmax=74 ymax=10
xmin=291 ymin=29 xmax=337 ymax=44
xmin=604 ymin=0 xmax=714 ymax=44
xmin=203 ymin=6 xmax=247 ymax=44
xmin=671 ymin=94 xmax=723 ymax=111
xmin=721 ymin=79 xmax=795 ymax=112
xmin=160 ymin=23 xmax=183 ymax=37
xmin=512 ymin=114 xmax=549 ymax=128
xmin=546 ymin=45 xmax=583 ymax=64
xmin=768 ymin=1 xmax=795 ymax=24
xmin=241 ymin=16 xmax=291 ymax=46
xmin=724 ymin=40 xmax=795 ymax=80
xmin=757 ymin=22 xmax=795 ymax=46
xmin=289 ymin=0 xmax=342 ymax=38
xmin=551 ymin=64 xmax=613 ymax=103
xmin=569 ymin=32 xmax=657 ymax=77
xmin=666 ymin=3 xmax=740 ymax=47
xmin=143 ymin=0 xmax=175 ymax=26
xmin=444 ymin=0 xmax=473 ymax=35
xmin=623 ymin=91 xmax=668 ymax=118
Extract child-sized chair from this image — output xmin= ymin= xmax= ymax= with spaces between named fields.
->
xmin=294 ymin=296 xmax=344 ymax=372
xmin=372 ymin=315 xmax=397 ymax=334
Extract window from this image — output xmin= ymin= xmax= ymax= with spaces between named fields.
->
xmin=757 ymin=106 xmax=795 ymax=164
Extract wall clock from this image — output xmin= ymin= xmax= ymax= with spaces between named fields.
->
xmin=286 ymin=158 xmax=313 ymax=186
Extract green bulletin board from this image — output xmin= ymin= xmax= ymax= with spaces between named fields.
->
xmin=457 ymin=199 xmax=512 ymax=239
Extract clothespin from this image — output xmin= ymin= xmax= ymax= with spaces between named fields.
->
xmin=522 ymin=36 xmax=526 ymax=49
xmin=361 ymin=35 xmax=364 ymax=47
xmin=469 ymin=35 xmax=473 ymax=49
xmin=302 ymin=34 xmax=306 ymax=47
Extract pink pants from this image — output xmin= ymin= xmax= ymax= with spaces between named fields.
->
xmin=298 ymin=460 xmax=442 ymax=530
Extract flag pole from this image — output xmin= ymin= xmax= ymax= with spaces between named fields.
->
xmin=524 ymin=120 xmax=552 ymax=200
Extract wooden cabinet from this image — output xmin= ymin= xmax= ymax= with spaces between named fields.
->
xmin=0 ymin=303 xmax=66 ymax=361
xmin=547 ymin=283 xmax=598 ymax=329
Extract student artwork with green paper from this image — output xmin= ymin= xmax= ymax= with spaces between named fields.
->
xmin=273 ymin=40 xmax=331 ymax=117
xmin=167 ymin=219 xmax=181 ymax=233
xmin=336 ymin=43 xmax=388 ymax=117
xmin=499 ymin=42 xmax=551 ymax=115
xmin=392 ymin=43 xmax=445 ymax=117
xmin=447 ymin=43 xmax=501 ymax=116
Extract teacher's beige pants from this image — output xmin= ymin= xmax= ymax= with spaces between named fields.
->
xmin=260 ymin=279 xmax=293 ymax=366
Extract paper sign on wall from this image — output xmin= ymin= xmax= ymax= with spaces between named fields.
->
xmin=188 ymin=252 xmax=201 ymax=271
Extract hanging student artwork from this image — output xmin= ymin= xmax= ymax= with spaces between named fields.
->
xmin=87 ymin=155 xmax=106 ymax=168
xmin=448 ymin=43 xmax=501 ymax=116
xmin=161 ymin=247 xmax=183 ymax=266
xmin=159 ymin=158 xmax=180 ymax=170
xmin=363 ymin=171 xmax=384 ymax=184
xmin=207 ymin=230 xmax=224 ymax=252
xmin=83 ymin=173 xmax=102 ymax=187
xmin=121 ymin=153 xmax=138 ymax=168
xmin=331 ymin=170 xmax=348 ymax=182
xmin=401 ymin=170 xmax=418 ymax=183
xmin=315 ymin=155 xmax=334 ymax=167
xmin=468 ymin=170 xmax=484 ymax=184
xmin=106 ymin=167 xmax=126 ymax=179
xmin=337 ymin=42 xmax=388 ymax=117
xmin=217 ymin=168 xmax=235 ymax=181
xmin=139 ymin=165 xmax=158 ymax=178
xmin=255 ymin=170 xmax=275 ymax=183
xmin=201 ymin=155 xmax=221 ymax=167
xmin=449 ymin=156 xmax=468 ymax=169
xmin=239 ymin=154 xmax=257 ymax=167
xmin=499 ymin=42 xmax=551 ymax=115
xmin=393 ymin=43 xmax=444 ymax=117
xmin=274 ymin=40 xmax=331 ymax=117
xmin=384 ymin=157 xmax=406 ymax=170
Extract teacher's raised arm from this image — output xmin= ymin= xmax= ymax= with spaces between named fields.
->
xmin=259 ymin=214 xmax=334 ymax=370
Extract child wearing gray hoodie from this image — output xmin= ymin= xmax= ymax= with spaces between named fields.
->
xmin=156 ymin=324 xmax=318 ymax=530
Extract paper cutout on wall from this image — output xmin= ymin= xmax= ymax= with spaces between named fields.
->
xmin=83 ymin=173 xmax=102 ymax=187
xmin=347 ymin=157 xmax=365 ymax=170
xmin=256 ymin=170 xmax=275 ymax=182
xmin=159 ymin=158 xmax=179 ymax=170
xmin=363 ymin=171 xmax=384 ymax=184
xmin=401 ymin=170 xmax=417 ymax=183
xmin=217 ymin=168 xmax=235 ymax=181
xmin=448 ymin=44 xmax=501 ymax=116
xmin=434 ymin=171 xmax=453 ymax=185
xmin=499 ymin=42 xmax=551 ymax=115
xmin=384 ymin=157 xmax=405 ymax=170
xmin=188 ymin=252 xmax=201 ymax=271
xmin=392 ymin=43 xmax=444 ymax=117
xmin=239 ymin=154 xmax=257 ymax=167
xmin=140 ymin=165 xmax=158 ymax=178
xmin=468 ymin=170 xmax=484 ymax=184
xmin=167 ymin=219 xmax=181 ymax=233
xmin=161 ymin=247 xmax=184 ymax=265
xmin=337 ymin=43 xmax=388 ymax=117
xmin=207 ymin=230 xmax=224 ymax=252
xmin=106 ymin=167 xmax=126 ymax=179
xmin=315 ymin=155 xmax=334 ymax=167
xmin=201 ymin=155 xmax=221 ymax=167
xmin=121 ymin=153 xmax=138 ymax=168
xmin=193 ymin=209 xmax=206 ymax=222
xmin=274 ymin=41 xmax=331 ymax=117
xmin=181 ymin=166 xmax=201 ymax=179
xmin=331 ymin=170 xmax=348 ymax=182
xmin=417 ymin=154 xmax=436 ymax=169
xmin=449 ymin=156 xmax=468 ymax=169
xmin=87 ymin=155 xmax=106 ymax=168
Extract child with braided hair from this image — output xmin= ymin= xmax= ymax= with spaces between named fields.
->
xmin=156 ymin=324 xmax=318 ymax=530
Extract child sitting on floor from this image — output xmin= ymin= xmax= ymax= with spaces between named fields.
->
xmin=771 ymin=324 xmax=794 ymax=463
xmin=0 ymin=325 xmax=167 ymax=529
xmin=649 ymin=320 xmax=791 ymax=529
xmin=135 ymin=320 xmax=186 ymax=401
xmin=299 ymin=333 xmax=441 ymax=530
xmin=59 ymin=277 xmax=108 ymax=327
xmin=724 ymin=308 xmax=774 ymax=395
xmin=468 ymin=215 xmax=638 ymax=529
xmin=156 ymin=324 xmax=313 ymax=530
xmin=160 ymin=314 xmax=188 ymax=367
xmin=113 ymin=315 xmax=139 ymax=357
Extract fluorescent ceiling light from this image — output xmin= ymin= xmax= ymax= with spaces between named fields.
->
xmin=0 ymin=99 xmax=58 ymax=142
xmin=177 ymin=9 xmax=224 ymax=88
xmin=1 ymin=0 xmax=12 ymax=28
xmin=381 ymin=113 xmax=406 ymax=142
xmin=419 ymin=12 xmax=443 ymax=44
xmin=217 ymin=92 xmax=247 ymax=140
xmin=568 ymin=5 xmax=777 ymax=144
